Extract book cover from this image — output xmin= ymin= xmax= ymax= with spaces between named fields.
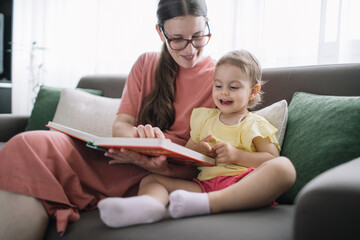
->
xmin=46 ymin=121 xmax=216 ymax=167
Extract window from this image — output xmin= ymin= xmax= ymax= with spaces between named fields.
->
xmin=12 ymin=0 xmax=360 ymax=114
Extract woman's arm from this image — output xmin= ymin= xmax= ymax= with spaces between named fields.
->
xmin=108 ymin=113 xmax=198 ymax=179
xmin=112 ymin=113 xmax=137 ymax=138
xmin=113 ymin=114 xmax=168 ymax=139
xmin=213 ymin=136 xmax=279 ymax=168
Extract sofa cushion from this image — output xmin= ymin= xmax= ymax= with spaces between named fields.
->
xmin=253 ymin=99 xmax=288 ymax=147
xmin=44 ymin=205 xmax=294 ymax=240
xmin=52 ymin=88 xmax=121 ymax=137
xmin=25 ymin=86 xmax=102 ymax=131
xmin=279 ymin=92 xmax=360 ymax=203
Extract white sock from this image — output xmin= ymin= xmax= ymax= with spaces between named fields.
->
xmin=168 ymin=190 xmax=210 ymax=219
xmin=98 ymin=195 xmax=166 ymax=228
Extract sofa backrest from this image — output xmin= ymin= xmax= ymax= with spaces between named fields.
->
xmin=77 ymin=75 xmax=127 ymax=98
xmin=258 ymin=63 xmax=360 ymax=109
xmin=77 ymin=63 xmax=360 ymax=108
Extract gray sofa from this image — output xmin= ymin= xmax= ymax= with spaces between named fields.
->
xmin=0 ymin=63 xmax=359 ymax=240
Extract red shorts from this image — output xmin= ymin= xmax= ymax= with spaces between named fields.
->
xmin=193 ymin=168 xmax=278 ymax=206
xmin=193 ymin=168 xmax=256 ymax=193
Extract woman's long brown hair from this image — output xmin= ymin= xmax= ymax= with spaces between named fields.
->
xmin=137 ymin=44 xmax=178 ymax=130
xmin=137 ymin=0 xmax=207 ymax=131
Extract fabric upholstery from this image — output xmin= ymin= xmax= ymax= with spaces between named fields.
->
xmin=1 ymin=63 xmax=359 ymax=240
xmin=279 ymin=92 xmax=360 ymax=203
xmin=253 ymin=99 xmax=288 ymax=147
xmin=44 ymin=205 xmax=295 ymax=240
xmin=294 ymin=157 xmax=360 ymax=240
xmin=52 ymin=88 xmax=121 ymax=137
xmin=25 ymin=86 xmax=101 ymax=131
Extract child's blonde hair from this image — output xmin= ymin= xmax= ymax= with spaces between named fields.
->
xmin=216 ymin=49 xmax=263 ymax=108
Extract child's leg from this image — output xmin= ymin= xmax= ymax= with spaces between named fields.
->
xmin=137 ymin=174 xmax=203 ymax=204
xmin=98 ymin=174 xmax=202 ymax=228
xmin=209 ymin=157 xmax=295 ymax=213
xmin=140 ymin=174 xmax=209 ymax=219
xmin=169 ymin=157 xmax=296 ymax=218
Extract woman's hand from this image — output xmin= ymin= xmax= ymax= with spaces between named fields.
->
xmin=132 ymin=124 xmax=166 ymax=139
xmin=105 ymin=148 xmax=168 ymax=173
xmin=106 ymin=123 xmax=170 ymax=173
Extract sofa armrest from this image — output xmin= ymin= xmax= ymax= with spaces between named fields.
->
xmin=294 ymin=157 xmax=360 ymax=240
xmin=0 ymin=114 xmax=29 ymax=142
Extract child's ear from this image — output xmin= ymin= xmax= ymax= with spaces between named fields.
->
xmin=156 ymin=25 xmax=166 ymax=43
xmin=249 ymin=84 xmax=261 ymax=100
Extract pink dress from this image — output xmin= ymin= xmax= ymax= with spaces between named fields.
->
xmin=0 ymin=52 xmax=215 ymax=234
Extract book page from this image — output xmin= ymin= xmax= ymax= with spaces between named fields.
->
xmin=46 ymin=121 xmax=98 ymax=143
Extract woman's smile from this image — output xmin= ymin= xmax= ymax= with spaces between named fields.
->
xmin=181 ymin=54 xmax=195 ymax=61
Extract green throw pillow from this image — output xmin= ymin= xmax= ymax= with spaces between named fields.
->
xmin=279 ymin=92 xmax=360 ymax=203
xmin=25 ymin=86 xmax=102 ymax=131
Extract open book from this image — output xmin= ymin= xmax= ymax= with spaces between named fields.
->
xmin=46 ymin=121 xmax=215 ymax=167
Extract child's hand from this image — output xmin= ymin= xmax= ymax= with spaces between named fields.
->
xmin=185 ymin=135 xmax=216 ymax=158
xmin=213 ymin=142 xmax=242 ymax=164
xmin=198 ymin=134 xmax=216 ymax=158
xmin=189 ymin=134 xmax=216 ymax=158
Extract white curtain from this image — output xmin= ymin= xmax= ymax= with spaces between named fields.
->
xmin=12 ymin=0 xmax=360 ymax=114
xmin=12 ymin=0 xmax=161 ymax=114
xmin=206 ymin=0 xmax=360 ymax=66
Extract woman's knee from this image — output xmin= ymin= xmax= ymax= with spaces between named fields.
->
xmin=0 ymin=190 xmax=49 ymax=240
xmin=6 ymin=131 xmax=33 ymax=145
xmin=8 ymin=130 xmax=58 ymax=147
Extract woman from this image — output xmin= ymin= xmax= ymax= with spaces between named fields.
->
xmin=0 ymin=0 xmax=295 ymax=239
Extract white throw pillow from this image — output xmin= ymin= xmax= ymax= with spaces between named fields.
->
xmin=252 ymin=100 xmax=288 ymax=147
xmin=52 ymin=88 xmax=121 ymax=137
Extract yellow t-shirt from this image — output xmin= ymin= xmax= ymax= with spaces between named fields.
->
xmin=190 ymin=108 xmax=280 ymax=181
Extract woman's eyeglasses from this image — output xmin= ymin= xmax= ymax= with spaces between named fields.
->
xmin=161 ymin=22 xmax=211 ymax=51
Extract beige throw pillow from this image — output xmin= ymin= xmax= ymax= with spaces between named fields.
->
xmin=52 ymin=88 xmax=121 ymax=137
xmin=253 ymin=100 xmax=288 ymax=147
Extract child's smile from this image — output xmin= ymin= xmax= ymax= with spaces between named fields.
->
xmin=212 ymin=63 xmax=260 ymax=125
xmin=219 ymin=99 xmax=233 ymax=105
